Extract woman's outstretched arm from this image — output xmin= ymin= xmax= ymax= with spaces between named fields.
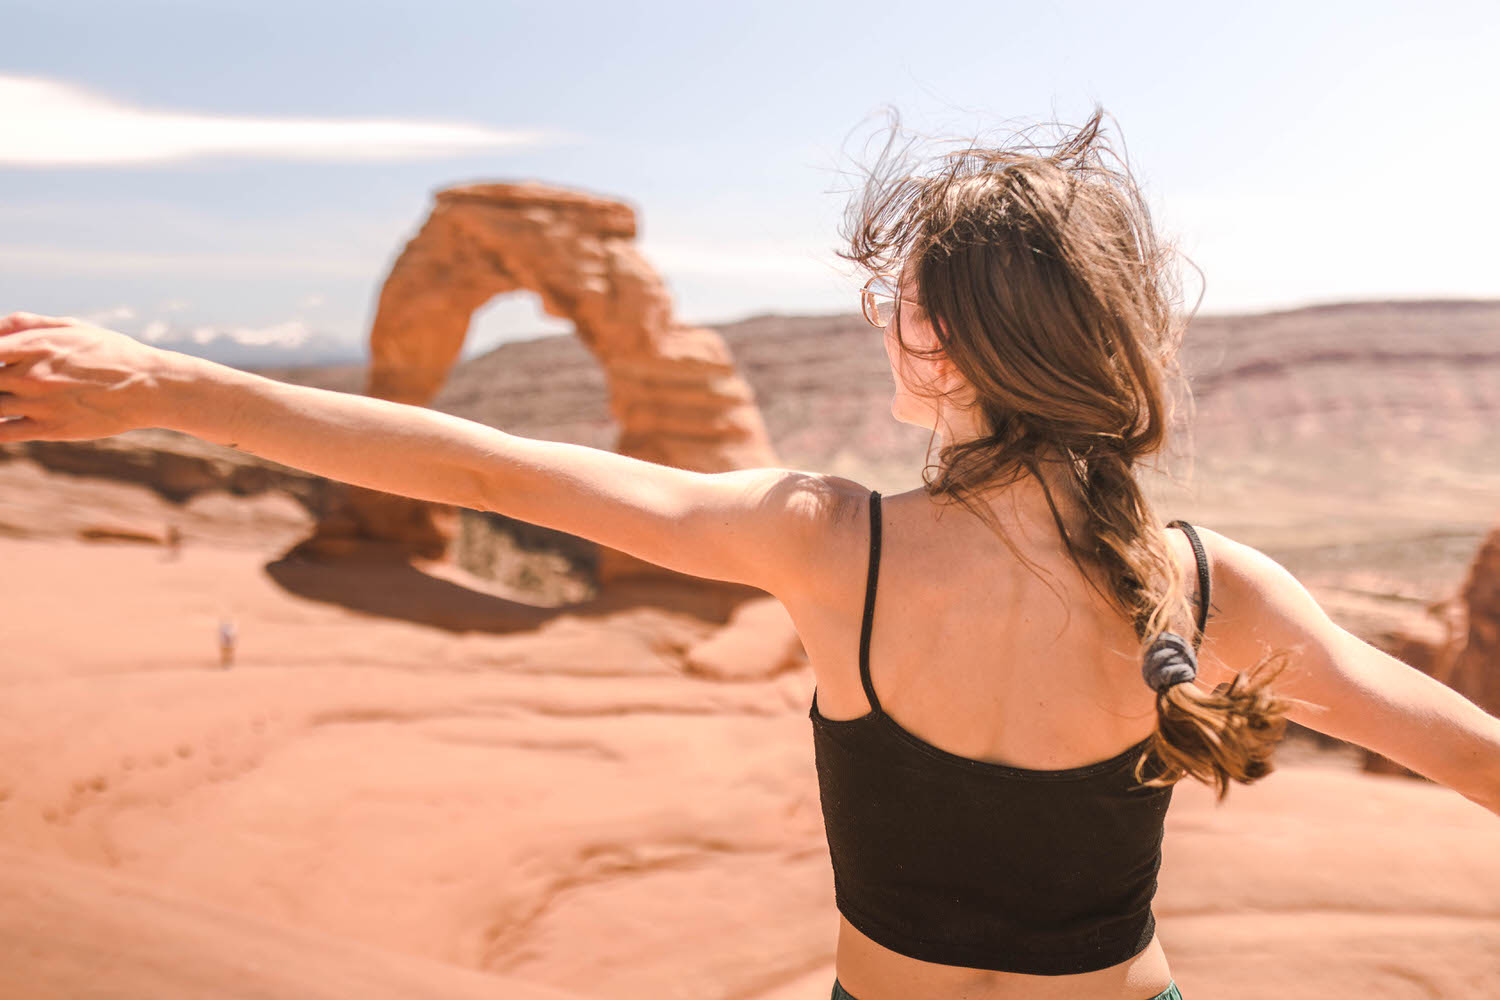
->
xmin=1200 ymin=525 xmax=1500 ymax=819
xmin=0 ymin=312 xmax=848 ymax=598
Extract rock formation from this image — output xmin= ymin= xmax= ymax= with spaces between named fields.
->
xmin=291 ymin=182 xmax=779 ymax=580
xmin=0 ymin=428 xmax=336 ymax=510
xmin=1364 ymin=519 xmax=1500 ymax=777
xmin=1451 ymin=524 xmax=1500 ymax=712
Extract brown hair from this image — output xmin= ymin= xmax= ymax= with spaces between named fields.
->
xmin=836 ymin=106 xmax=1293 ymax=801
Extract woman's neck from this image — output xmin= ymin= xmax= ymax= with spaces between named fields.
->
xmin=928 ymin=445 xmax=1089 ymax=542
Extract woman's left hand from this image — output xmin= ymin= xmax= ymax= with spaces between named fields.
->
xmin=0 ymin=311 xmax=173 ymax=443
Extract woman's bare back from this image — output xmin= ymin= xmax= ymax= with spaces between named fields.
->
xmin=780 ymin=482 xmax=1229 ymax=1000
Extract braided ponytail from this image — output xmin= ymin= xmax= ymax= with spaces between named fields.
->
xmin=1128 ymin=527 xmax=1295 ymax=801
xmin=1135 ymin=627 xmax=1293 ymax=799
xmin=1070 ymin=448 xmax=1295 ymax=800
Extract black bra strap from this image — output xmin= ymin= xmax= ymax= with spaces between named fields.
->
xmin=1165 ymin=519 xmax=1211 ymax=651
xmin=858 ymin=490 xmax=883 ymax=715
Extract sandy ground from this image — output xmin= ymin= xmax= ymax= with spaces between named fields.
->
xmin=1 ymin=459 xmax=1498 ymax=999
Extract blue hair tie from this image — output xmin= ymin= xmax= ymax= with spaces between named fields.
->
xmin=1142 ymin=631 xmax=1197 ymax=693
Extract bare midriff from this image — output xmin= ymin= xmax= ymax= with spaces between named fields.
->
xmin=833 ymin=916 xmax=1175 ymax=1000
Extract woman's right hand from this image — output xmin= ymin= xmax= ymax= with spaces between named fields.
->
xmin=0 ymin=311 xmax=178 ymax=443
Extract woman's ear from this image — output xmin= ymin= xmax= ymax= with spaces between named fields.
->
xmin=936 ymin=356 xmax=978 ymax=407
xmin=933 ymin=352 xmax=961 ymax=387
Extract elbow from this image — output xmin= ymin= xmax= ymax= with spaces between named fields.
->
xmin=1481 ymin=730 xmax=1500 ymax=819
xmin=1461 ymin=777 xmax=1500 ymax=820
xmin=1454 ymin=712 xmax=1500 ymax=819
xmin=468 ymin=463 xmax=496 ymax=514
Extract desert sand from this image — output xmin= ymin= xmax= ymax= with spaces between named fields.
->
xmin=1 ymin=447 xmax=1497 ymax=999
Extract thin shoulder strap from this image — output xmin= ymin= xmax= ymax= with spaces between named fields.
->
xmin=858 ymin=490 xmax=883 ymax=715
xmin=1166 ymin=519 xmax=1211 ymax=652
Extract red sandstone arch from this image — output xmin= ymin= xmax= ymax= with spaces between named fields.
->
xmin=292 ymin=182 xmax=778 ymax=581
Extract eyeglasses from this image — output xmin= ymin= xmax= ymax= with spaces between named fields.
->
xmin=861 ymin=272 xmax=921 ymax=329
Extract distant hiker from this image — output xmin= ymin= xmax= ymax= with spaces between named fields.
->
xmin=217 ymin=619 xmax=237 ymax=668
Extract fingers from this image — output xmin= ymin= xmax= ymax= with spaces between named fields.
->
xmin=0 ymin=318 xmax=55 ymax=367
xmin=0 ymin=413 xmax=42 ymax=444
xmin=0 ymin=361 xmax=36 ymax=393
xmin=0 ymin=312 xmax=69 ymax=376
xmin=0 ymin=379 xmax=50 ymax=412
xmin=0 ymin=389 xmax=30 ymax=419
xmin=0 ymin=312 xmax=71 ymax=336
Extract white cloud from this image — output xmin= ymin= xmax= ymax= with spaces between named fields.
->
xmin=298 ymin=293 xmax=327 ymax=309
xmin=159 ymin=299 xmax=190 ymax=313
xmin=131 ymin=317 xmax=317 ymax=348
xmin=81 ymin=304 xmax=136 ymax=324
xmin=188 ymin=320 xmax=313 ymax=348
xmin=0 ymin=74 xmax=568 ymax=167
xmin=139 ymin=321 xmax=171 ymax=343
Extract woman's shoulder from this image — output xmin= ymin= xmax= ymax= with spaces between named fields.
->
xmin=744 ymin=471 xmax=870 ymax=603
xmin=1163 ymin=518 xmax=1241 ymax=581
xmin=1163 ymin=520 xmax=1267 ymax=596
xmin=770 ymin=476 xmax=941 ymax=609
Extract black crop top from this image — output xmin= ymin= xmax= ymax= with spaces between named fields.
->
xmin=809 ymin=490 xmax=1211 ymax=976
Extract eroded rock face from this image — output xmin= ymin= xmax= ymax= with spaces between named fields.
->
xmin=1365 ymin=520 xmax=1500 ymax=776
xmin=0 ymin=429 xmax=337 ymax=510
xmin=1447 ymin=524 xmax=1500 ymax=712
xmin=293 ymin=182 xmax=778 ymax=579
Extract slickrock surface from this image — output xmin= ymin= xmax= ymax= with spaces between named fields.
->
xmin=0 ymin=848 xmax=586 ymax=1000
xmin=1 ymin=528 xmax=1496 ymax=999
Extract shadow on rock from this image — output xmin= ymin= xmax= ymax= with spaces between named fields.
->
xmin=263 ymin=546 xmax=768 ymax=636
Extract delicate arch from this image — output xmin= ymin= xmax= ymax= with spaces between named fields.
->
xmin=296 ymin=181 xmax=778 ymax=580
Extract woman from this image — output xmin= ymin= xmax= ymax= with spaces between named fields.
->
xmin=2 ymin=108 xmax=1497 ymax=1000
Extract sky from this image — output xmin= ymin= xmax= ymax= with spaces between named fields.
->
xmin=3 ymin=0 xmax=1497 ymax=362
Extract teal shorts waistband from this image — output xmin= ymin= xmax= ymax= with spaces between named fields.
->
xmin=831 ymin=977 xmax=1182 ymax=1000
